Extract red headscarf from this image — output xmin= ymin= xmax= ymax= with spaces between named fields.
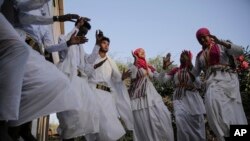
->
xmin=133 ymin=48 xmax=156 ymax=72
xmin=196 ymin=28 xmax=220 ymax=66
xmin=180 ymin=50 xmax=193 ymax=69
xmin=196 ymin=27 xmax=211 ymax=45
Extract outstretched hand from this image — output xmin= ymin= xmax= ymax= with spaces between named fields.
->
xmin=163 ymin=53 xmax=174 ymax=70
xmin=209 ymin=34 xmax=231 ymax=49
xmin=122 ymin=69 xmax=132 ymax=81
xmin=67 ymin=31 xmax=88 ymax=47
xmin=96 ymin=30 xmax=104 ymax=45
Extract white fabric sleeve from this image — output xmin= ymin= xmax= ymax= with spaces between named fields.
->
xmin=223 ymin=40 xmax=244 ymax=56
xmin=129 ymin=65 xmax=138 ymax=79
xmin=19 ymin=12 xmax=53 ymax=25
xmin=45 ymin=43 xmax=67 ymax=53
xmin=16 ymin=0 xmax=51 ymax=12
xmin=191 ymin=57 xmax=202 ymax=77
xmin=42 ymin=29 xmax=68 ymax=53
xmin=83 ymin=64 xmax=95 ymax=77
xmin=85 ymin=45 xmax=100 ymax=64
xmin=58 ymin=35 xmax=66 ymax=44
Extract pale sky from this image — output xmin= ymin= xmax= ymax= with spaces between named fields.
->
xmin=64 ymin=0 xmax=250 ymax=65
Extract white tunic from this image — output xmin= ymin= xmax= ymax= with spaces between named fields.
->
xmin=0 ymin=11 xmax=29 ymax=120
xmin=2 ymin=0 xmax=82 ymax=125
xmin=88 ymin=55 xmax=134 ymax=141
xmin=56 ymin=27 xmax=100 ymax=139
xmin=128 ymin=65 xmax=174 ymax=141
xmin=192 ymin=41 xmax=248 ymax=140
xmin=161 ymin=68 xmax=206 ymax=141
xmin=7 ymin=46 xmax=82 ymax=126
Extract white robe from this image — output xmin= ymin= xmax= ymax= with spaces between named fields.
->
xmin=1 ymin=0 xmax=81 ymax=126
xmin=7 ymin=46 xmax=82 ymax=126
xmin=192 ymin=41 xmax=248 ymax=141
xmin=0 ymin=12 xmax=29 ymax=120
xmin=87 ymin=55 xmax=135 ymax=141
xmin=161 ymin=69 xmax=206 ymax=141
xmin=56 ymin=28 xmax=100 ymax=139
xmin=128 ymin=66 xmax=174 ymax=141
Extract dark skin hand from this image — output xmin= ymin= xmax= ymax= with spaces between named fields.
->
xmin=208 ymin=34 xmax=231 ymax=49
xmin=54 ymin=14 xmax=91 ymax=22
xmin=121 ymin=68 xmax=132 ymax=81
xmin=96 ymin=30 xmax=104 ymax=45
xmin=66 ymin=31 xmax=88 ymax=47
xmin=163 ymin=53 xmax=174 ymax=70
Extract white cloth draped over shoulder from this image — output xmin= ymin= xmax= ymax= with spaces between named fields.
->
xmin=128 ymin=65 xmax=174 ymax=141
xmin=56 ymin=27 xmax=100 ymax=139
xmin=191 ymin=41 xmax=247 ymax=140
xmin=87 ymin=55 xmax=135 ymax=141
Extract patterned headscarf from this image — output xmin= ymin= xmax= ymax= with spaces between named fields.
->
xmin=196 ymin=28 xmax=220 ymax=66
xmin=133 ymin=48 xmax=156 ymax=72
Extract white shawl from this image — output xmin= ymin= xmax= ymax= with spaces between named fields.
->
xmin=107 ymin=56 xmax=134 ymax=131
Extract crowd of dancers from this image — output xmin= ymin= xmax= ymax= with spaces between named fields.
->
xmin=0 ymin=0 xmax=248 ymax=141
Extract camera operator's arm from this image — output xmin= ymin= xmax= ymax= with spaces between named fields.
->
xmin=18 ymin=12 xmax=80 ymax=25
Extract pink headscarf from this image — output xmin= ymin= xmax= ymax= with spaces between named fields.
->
xmin=133 ymin=48 xmax=156 ymax=73
xmin=196 ymin=28 xmax=211 ymax=44
xmin=196 ymin=28 xmax=220 ymax=66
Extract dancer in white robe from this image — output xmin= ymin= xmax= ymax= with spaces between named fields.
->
xmin=56 ymin=19 xmax=101 ymax=140
xmin=0 ymin=0 xmax=29 ymax=140
xmin=87 ymin=36 xmax=135 ymax=141
xmin=128 ymin=48 xmax=174 ymax=141
xmin=192 ymin=28 xmax=247 ymax=141
xmin=1 ymin=0 xmax=84 ymax=128
xmin=160 ymin=51 xmax=206 ymax=141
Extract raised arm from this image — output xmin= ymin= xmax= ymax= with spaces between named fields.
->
xmin=209 ymin=35 xmax=244 ymax=57
xmin=45 ymin=27 xmax=87 ymax=53
xmin=18 ymin=12 xmax=79 ymax=25
xmin=85 ymin=30 xmax=104 ymax=64
xmin=223 ymin=40 xmax=244 ymax=56
xmin=16 ymin=0 xmax=51 ymax=12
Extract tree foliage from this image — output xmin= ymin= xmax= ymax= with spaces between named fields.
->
xmin=238 ymin=46 xmax=250 ymax=123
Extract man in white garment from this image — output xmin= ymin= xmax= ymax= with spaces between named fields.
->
xmin=86 ymin=36 xmax=135 ymax=141
xmin=1 ymin=0 xmax=87 ymax=141
xmin=0 ymin=0 xmax=29 ymax=140
xmin=56 ymin=18 xmax=101 ymax=141
xmin=6 ymin=5 xmax=89 ymax=140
